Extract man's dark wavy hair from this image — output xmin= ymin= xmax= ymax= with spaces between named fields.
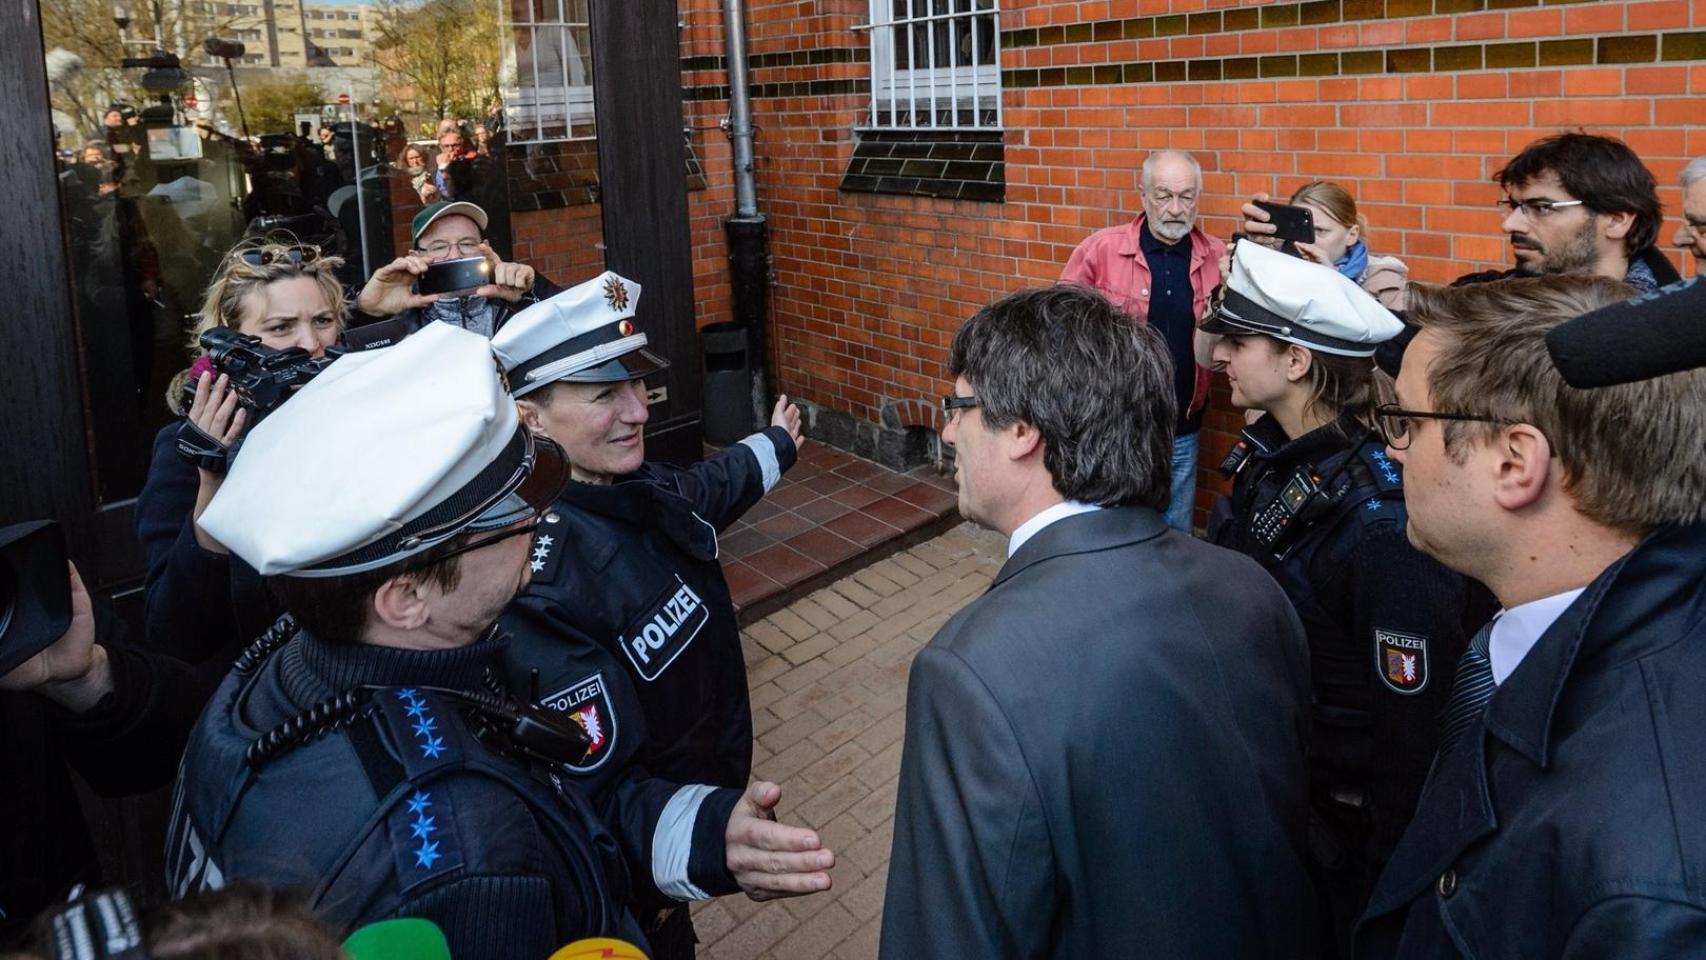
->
xmin=948 ymin=285 xmax=1175 ymax=510
xmin=1496 ymin=132 xmax=1662 ymax=254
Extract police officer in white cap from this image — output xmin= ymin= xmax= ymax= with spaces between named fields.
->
xmin=1200 ymin=241 xmax=1489 ymax=958
xmin=491 ymin=271 xmax=817 ymax=957
xmin=162 ymin=323 xmax=653 ymax=957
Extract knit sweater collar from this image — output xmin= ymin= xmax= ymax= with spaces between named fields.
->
xmin=278 ymin=625 xmax=506 ymax=705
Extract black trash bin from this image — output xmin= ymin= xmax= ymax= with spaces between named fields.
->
xmin=702 ymin=321 xmax=756 ymax=445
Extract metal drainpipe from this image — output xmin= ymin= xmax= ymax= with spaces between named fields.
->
xmin=722 ymin=0 xmax=772 ymax=431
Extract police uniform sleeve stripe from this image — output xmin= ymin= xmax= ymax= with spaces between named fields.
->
xmin=653 ymin=784 xmax=720 ymax=900
xmin=737 ymin=433 xmax=783 ymax=492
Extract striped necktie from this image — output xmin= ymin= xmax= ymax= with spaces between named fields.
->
xmin=1436 ymin=621 xmax=1497 ymax=758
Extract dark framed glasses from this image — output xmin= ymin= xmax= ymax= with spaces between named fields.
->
xmin=235 ymin=244 xmax=322 ymax=267
xmin=941 ymin=395 xmax=980 ymax=422
xmin=1374 ymin=404 xmax=1513 ymax=451
xmin=1494 ymin=197 xmax=1586 ymax=219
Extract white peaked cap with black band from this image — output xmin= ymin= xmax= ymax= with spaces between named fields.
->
xmin=200 ymin=322 xmax=569 ymax=577
xmin=491 ymin=270 xmax=669 ymax=396
xmin=1200 ymin=240 xmax=1405 ymax=357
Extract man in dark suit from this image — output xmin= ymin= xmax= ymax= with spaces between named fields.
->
xmin=1355 ymin=277 xmax=1706 ymax=958
xmin=879 ymin=286 xmax=1317 ymax=959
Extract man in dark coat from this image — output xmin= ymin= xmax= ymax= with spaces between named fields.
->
xmin=1356 ymin=276 xmax=1706 ymax=958
xmin=879 ymin=285 xmax=1316 ymax=958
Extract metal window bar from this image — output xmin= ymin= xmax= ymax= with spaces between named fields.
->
xmin=499 ymin=0 xmax=595 ymax=144
xmin=860 ymin=0 xmax=999 ymax=130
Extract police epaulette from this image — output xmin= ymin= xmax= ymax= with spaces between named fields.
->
xmin=526 ymin=512 xmax=567 ymax=583
xmin=1361 ymin=446 xmax=1405 ymax=493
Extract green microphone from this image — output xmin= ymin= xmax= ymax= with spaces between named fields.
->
xmin=341 ymin=918 xmax=453 ymax=960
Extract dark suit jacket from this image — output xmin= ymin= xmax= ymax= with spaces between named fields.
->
xmin=880 ymin=506 xmax=1316 ymax=958
xmin=1355 ymin=522 xmax=1706 ymax=959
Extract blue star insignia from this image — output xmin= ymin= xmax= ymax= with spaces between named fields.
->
xmin=1366 ymin=498 xmax=1382 ymax=511
xmin=396 ymin=688 xmax=418 ymax=701
xmin=405 ymin=701 xmax=429 ymax=719
xmin=414 ymin=840 xmax=442 ymax=869
xmin=420 ymin=736 xmax=446 ymax=759
xmin=406 ymin=791 xmax=432 ymax=815
xmin=410 ymin=815 xmax=436 ymax=839
xmin=411 ymin=717 xmax=438 ymax=737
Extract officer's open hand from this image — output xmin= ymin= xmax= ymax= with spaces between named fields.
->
xmin=724 ymin=780 xmax=834 ymax=901
xmin=770 ymin=395 xmax=804 ymax=451
xmin=0 ymin=563 xmax=112 ymax=713
xmin=474 ymin=241 xmax=535 ymax=303
xmin=356 ymin=254 xmax=440 ymax=316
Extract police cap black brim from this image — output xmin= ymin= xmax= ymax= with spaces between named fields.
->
xmin=1198 ymin=312 xmax=1266 ymax=337
xmin=556 ymin=347 xmax=671 ymax=384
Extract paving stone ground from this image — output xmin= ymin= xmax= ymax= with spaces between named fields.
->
xmin=691 ymin=521 xmax=1008 ymax=960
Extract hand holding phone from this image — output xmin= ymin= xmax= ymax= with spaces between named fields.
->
xmin=1252 ymin=201 xmax=1316 ymax=245
xmin=417 ymin=255 xmax=493 ymax=296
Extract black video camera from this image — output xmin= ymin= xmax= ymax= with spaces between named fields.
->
xmin=0 ymin=521 xmax=73 ymax=680
xmin=182 ymin=327 xmax=344 ymax=422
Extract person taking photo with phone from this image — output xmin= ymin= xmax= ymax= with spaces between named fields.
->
xmin=1239 ymin=181 xmax=1411 ymax=310
xmin=355 ymin=201 xmax=557 ymax=339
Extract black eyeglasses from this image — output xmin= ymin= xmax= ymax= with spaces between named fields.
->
xmin=235 ymin=244 xmax=322 ymax=267
xmin=1495 ymin=197 xmax=1586 ymax=219
xmin=941 ymin=395 xmax=980 ymax=422
xmin=1374 ymin=404 xmax=1513 ymax=451
xmin=409 ymin=512 xmax=549 ymax=572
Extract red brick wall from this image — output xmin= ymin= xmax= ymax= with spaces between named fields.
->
xmin=603 ymin=0 xmax=1706 ymax=527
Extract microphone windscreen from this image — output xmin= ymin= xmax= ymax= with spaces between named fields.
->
xmin=1547 ymin=276 xmax=1706 ymax=387
xmin=341 ymin=918 xmax=452 ymax=960
xmin=547 ymin=937 xmax=651 ymax=960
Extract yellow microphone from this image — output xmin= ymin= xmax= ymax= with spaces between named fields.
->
xmin=546 ymin=937 xmax=650 ymax=960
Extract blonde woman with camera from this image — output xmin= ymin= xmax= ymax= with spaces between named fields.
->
xmin=137 ymin=241 xmax=347 ymax=662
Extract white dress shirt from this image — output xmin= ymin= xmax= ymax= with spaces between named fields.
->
xmin=1487 ymin=588 xmax=1586 ymax=685
xmin=1007 ymin=500 xmax=1103 ymax=558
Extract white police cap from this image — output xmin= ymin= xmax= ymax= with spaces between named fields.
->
xmin=1201 ymin=240 xmax=1404 ymax=357
xmin=200 ymin=323 xmax=568 ymax=577
xmin=491 ymin=271 xmax=668 ymax=396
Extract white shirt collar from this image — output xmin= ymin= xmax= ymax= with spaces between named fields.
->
xmin=1487 ymin=587 xmax=1587 ymax=685
xmin=1007 ymin=500 xmax=1103 ymax=558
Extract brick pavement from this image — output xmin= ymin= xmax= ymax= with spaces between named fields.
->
xmin=691 ymin=521 xmax=1008 ymax=960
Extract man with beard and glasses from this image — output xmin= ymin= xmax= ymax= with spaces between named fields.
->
xmin=1456 ymin=132 xmax=1678 ymax=292
xmin=1673 ymin=155 xmax=1706 ymax=270
xmin=1062 ymin=149 xmax=1225 ymax=532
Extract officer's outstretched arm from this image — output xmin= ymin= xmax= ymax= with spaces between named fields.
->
xmin=672 ymin=422 xmax=800 ymax=530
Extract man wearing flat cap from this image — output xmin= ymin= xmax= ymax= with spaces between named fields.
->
xmin=491 ymin=272 xmax=816 ymax=957
xmin=354 ymin=200 xmax=557 ymax=339
xmin=165 ymin=324 xmax=644 ymax=957
xmin=1202 ymin=241 xmax=1487 ymax=956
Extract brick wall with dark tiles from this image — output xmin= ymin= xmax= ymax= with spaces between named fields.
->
xmin=841 ymin=130 xmax=1005 ymax=203
xmin=505 ymin=132 xmax=709 ymax=213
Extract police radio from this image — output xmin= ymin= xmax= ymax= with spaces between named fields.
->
xmin=1248 ymin=466 xmax=1348 ymax=558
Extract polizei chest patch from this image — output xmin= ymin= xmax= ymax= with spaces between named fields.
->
xmin=619 ymin=576 xmax=710 ymax=681
xmin=1375 ymin=628 xmax=1430 ymax=695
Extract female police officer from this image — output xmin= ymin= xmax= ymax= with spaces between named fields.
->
xmin=1201 ymin=242 xmax=1485 ymax=957
xmin=490 ymin=272 xmax=805 ymax=957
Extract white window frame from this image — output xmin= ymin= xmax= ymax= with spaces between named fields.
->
xmin=498 ymin=0 xmax=596 ymax=144
xmin=862 ymin=0 xmax=1001 ymax=130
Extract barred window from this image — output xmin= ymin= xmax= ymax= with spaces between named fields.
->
xmin=499 ymin=0 xmax=595 ymax=144
xmin=865 ymin=0 xmax=1000 ymax=129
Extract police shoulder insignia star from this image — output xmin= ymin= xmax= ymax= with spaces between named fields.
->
xmin=1374 ymin=628 xmax=1430 ymax=695
xmin=529 ymin=515 xmax=564 ymax=580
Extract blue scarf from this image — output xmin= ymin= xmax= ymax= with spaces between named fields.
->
xmin=1335 ymin=240 xmax=1370 ymax=283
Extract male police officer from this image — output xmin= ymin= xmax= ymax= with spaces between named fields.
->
xmin=490 ymin=272 xmax=813 ymax=956
xmin=166 ymin=324 xmax=648 ymax=957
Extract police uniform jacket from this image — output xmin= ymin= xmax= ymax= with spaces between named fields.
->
xmin=166 ymin=622 xmax=651 ymax=959
xmin=1356 ymin=522 xmax=1706 ymax=959
xmin=880 ymin=506 xmax=1316 ymax=958
xmin=137 ymin=423 xmax=280 ymax=664
xmin=504 ymin=427 xmax=796 ymax=793
xmin=1207 ymin=413 xmax=1481 ymax=874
